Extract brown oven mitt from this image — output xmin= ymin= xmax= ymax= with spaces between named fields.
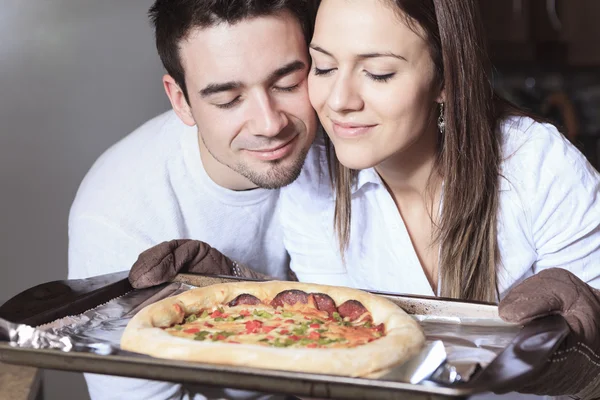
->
xmin=128 ymin=239 xmax=272 ymax=289
xmin=498 ymin=268 xmax=600 ymax=399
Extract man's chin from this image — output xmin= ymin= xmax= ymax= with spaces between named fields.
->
xmin=239 ymin=152 xmax=307 ymax=189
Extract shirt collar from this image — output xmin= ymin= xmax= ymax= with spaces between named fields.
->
xmin=353 ymin=167 xmax=512 ymax=194
xmin=352 ymin=168 xmax=383 ymax=194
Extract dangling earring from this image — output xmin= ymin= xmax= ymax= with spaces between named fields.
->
xmin=437 ymin=102 xmax=445 ymax=134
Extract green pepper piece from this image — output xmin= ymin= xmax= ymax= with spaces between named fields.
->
xmin=185 ymin=314 xmax=198 ymax=323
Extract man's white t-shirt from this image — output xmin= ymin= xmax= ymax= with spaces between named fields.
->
xmin=280 ymin=116 xmax=600 ymax=400
xmin=68 ymin=110 xmax=289 ymax=400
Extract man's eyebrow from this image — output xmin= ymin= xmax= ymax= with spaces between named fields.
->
xmin=199 ymin=61 xmax=306 ymax=98
xmin=310 ymin=44 xmax=407 ymax=61
xmin=199 ymin=81 xmax=243 ymax=98
xmin=267 ymin=60 xmax=307 ymax=82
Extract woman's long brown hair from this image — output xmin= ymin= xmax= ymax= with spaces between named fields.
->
xmin=326 ymin=0 xmax=514 ymax=302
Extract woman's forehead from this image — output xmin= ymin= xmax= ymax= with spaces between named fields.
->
xmin=312 ymin=0 xmax=427 ymax=59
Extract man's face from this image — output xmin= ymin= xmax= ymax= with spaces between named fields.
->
xmin=170 ymin=11 xmax=317 ymax=190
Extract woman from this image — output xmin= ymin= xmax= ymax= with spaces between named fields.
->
xmin=280 ymin=0 xmax=600 ymax=397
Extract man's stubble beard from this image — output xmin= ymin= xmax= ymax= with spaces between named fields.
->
xmin=203 ymin=139 xmax=310 ymax=190
xmin=236 ymin=147 xmax=308 ymax=189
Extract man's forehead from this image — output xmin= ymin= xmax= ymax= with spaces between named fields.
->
xmin=180 ymin=13 xmax=308 ymax=87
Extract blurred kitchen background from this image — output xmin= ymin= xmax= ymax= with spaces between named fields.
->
xmin=0 ymin=0 xmax=598 ymax=399
xmin=0 ymin=1 xmax=168 ymax=399
xmin=482 ymin=0 xmax=600 ymax=167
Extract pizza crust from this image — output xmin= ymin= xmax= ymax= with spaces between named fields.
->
xmin=121 ymin=281 xmax=425 ymax=377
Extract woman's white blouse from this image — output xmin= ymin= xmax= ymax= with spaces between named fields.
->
xmin=280 ymin=117 xmax=600 ymax=297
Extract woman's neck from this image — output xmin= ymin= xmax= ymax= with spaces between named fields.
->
xmin=374 ymin=125 xmax=443 ymax=293
xmin=374 ymin=125 xmax=441 ymax=202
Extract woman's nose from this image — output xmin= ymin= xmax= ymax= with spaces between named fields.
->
xmin=326 ymin=73 xmax=363 ymax=113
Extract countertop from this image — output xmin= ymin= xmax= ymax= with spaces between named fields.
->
xmin=0 ymin=362 xmax=42 ymax=400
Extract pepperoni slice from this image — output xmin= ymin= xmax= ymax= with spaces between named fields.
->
xmin=310 ymin=293 xmax=337 ymax=315
xmin=270 ymin=290 xmax=309 ymax=308
xmin=337 ymin=300 xmax=369 ymax=321
xmin=228 ymin=293 xmax=261 ymax=307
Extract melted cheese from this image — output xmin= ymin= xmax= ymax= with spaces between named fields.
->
xmin=164 ymin=303 xmax=383 ymax=348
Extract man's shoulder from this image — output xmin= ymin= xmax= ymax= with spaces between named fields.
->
xmin=99 ymin=110 xmax=191 ymax=167
xmin=281 ymin=132 xmax=333 ymax=214
xmin=70 ymin=110 xmax=194 ymax=220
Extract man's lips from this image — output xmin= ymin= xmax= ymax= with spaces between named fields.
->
xmin=330 ymin=119 xmax=377 ymax=138
xmin=245 ymin=135 xmax=298 ymax=161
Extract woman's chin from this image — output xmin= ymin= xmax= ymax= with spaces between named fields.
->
xmin=334 ymin=151 xmax=378 ymax=171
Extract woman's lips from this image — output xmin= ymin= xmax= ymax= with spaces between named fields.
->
xmin=331 ymin=120 xmax=377 ymax=138
xmin=245 ymin=135 xmax=298 ymax=161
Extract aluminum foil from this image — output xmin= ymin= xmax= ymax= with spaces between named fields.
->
xmin=3 ymin=282 xmax=520 ymax=385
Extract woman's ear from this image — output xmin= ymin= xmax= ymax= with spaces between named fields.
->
xmin=436 ymin=88 xmax=446 ymax=104
xmin=163 ymin=74 xmax=196 ymax=127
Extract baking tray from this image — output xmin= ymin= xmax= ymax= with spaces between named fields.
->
xmin=0 ymin=272 xmax=569 ymax=399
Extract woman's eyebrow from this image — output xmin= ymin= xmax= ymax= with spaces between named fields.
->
xmin=357 ymin=52 xmax=407 ymax=61
xmin=310 ymin=44 xmax=406 ymax=61
xmin=309 ymin=44 xmax=332 ymax=56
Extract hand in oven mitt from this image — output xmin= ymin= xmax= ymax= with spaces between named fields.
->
xmin=498 ymin=268 xmax=600 ymax=399
xmin=128 ymin=239 xmax=271 ymax=289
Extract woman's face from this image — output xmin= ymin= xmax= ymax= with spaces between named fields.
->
xmin=308 ymin=0 xmax=443 ymax=171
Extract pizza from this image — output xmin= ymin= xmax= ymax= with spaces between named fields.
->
xmin=121 ymin=281 xmax=425 ymax=376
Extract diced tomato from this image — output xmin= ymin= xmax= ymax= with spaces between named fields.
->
xmin=309 ymin=324 xmax=320 ymax=329
xmin=273 ymin=317 xmax=282 ymax=321
xmin=304 ymin=316 xmax=311 ymax=320
xmin=204 ymin=322 xmax=214 ymax=328
xmin=279 ymin=329 xmax=289 ymax=335
xmin=215 ymin=334 xmax=226 ymax=341
xmin=307 ymin=343 xmax=318 ymax=348
xmin=266 ymin=335 xmax=274 ymax=340
xmin=245 ymin=320 xmax=263 ymax=334
xmin=262 ymin=325 xmax=277 ymax=333
xmin=210 ymin=310 xmax=223 ymax=318
xmin=183 ymin=328 xmax=199 ymax=334
xmin=275 ymin=311 xmax=281 ymax=315
xmin=289 ymin=335 xmax=300 ymax=341
xmin=284 ymin=319 xmax=295 ymax=324
xmin=239 ymin=309 xmax=251 ymax=317
xmin=309 ymin=331 xmax=320 ymax=340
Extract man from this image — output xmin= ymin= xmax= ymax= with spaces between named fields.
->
xmin=68 ymin=0 xmax=317 ymax=398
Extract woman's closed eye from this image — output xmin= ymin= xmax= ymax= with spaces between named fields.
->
xmin=313 ymin=66 xmax=335 ymax=76
xmin=313 ymin=66 xmax=396 ymax=83
xmin=364 ymin=71 xmax=395 ymax=83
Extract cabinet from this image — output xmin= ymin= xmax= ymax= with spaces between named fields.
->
xmin=559 ymin=0 xmax=600 ymax=65
xmin=478 ymin=0 xmax=600 ymax=66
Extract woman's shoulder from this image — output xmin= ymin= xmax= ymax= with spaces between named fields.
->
xmin=499 ymin=115 xmax=598 ymax=187
xmin=281 ymin=130 xmax=334 ymax=206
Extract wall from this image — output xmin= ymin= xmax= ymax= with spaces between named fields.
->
xmin=0 ymin=0 xmax=170 ymax=398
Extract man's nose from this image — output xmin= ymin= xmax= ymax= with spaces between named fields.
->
xmin=326 ymin=72 xmax=363 ymax=113
xmin=248 ymin=93 xmax=288 ymax=137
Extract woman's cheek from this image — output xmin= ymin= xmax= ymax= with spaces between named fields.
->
xmin=307 ymin=76 xmax=326 ymax=111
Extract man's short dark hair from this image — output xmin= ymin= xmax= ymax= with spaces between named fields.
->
xmin=149 ymin=0 xmax=318 ymax=103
